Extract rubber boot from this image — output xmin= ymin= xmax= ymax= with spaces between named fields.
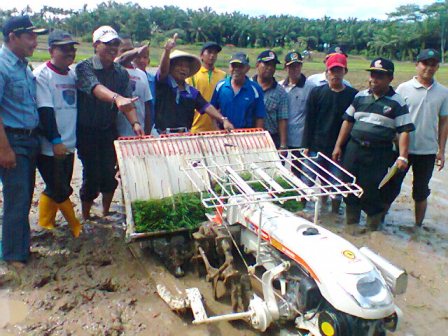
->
xmin=366 ymin=213 xmax=383 ymax=232
xmin=58 ymin=199 xmax=82 ymax=238
xmin=38 ymin=194 xmax=58 ymax=230
xmin=345 ymin=206 xmax=362 ymax=235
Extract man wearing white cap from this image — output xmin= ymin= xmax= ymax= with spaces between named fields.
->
xmin=154 ymin=33 xmax=234 ymax=134
xmin=75 ymin=25 xmax=144 ymax=220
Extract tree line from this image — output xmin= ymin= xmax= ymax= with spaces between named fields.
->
xmin=1 ymin=1 xmax=447 ymax=62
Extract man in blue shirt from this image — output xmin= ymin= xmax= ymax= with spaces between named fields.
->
xmin=211 ymin=52 xmax=266 ymax=129
xmin=0 ymin=16 xmax=47 ymax=267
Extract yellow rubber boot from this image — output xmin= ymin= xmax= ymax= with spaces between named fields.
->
xmin=38 ymin=194 xmax=57 ymax=230
xmin=58 ymin=199 xmax=82 ymax=238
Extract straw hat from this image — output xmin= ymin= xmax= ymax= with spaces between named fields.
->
xmin=169 ymin=50 xmax=201 ymax=77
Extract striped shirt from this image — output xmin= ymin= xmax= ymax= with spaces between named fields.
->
xmin=344 ymin=87 xmax=415 ymax=143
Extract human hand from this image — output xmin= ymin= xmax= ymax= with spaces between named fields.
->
xmin=115 ymin=96 xmax=139 ymax=113
xmin=302 ymin=148 xmax=310 ymax=157
xmin=436 ymin=151 xmax=445 ymax=171
xmin=223 ymin=119 xmax=234 ymax=132
xmin=0 ymin=145 xmax=16 ymax=169
xmin=165 ymin=33 xmax=178 ymax=51
xmin=53 ymin=143 xmax=68 ymax=158
xmin=395 ymin=157 xmax=408 ymax=171
xmin=332 ymin=146 xmax=342 ymax=162
xmin=133 ymin=122 xmax=145 ymax=136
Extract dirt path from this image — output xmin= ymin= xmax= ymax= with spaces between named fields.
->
xmin=1 ymin=158 xmax=447 ymax=335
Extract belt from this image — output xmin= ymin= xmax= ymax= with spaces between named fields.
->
xmin=4 ymin=127 xmax=38 ymax=136
xmin=351 ymin=137 xmax=391 ymax=148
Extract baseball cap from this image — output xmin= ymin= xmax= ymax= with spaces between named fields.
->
xmin=327 ymin=46 xmax=347 ymax=57
xmin=93 ymin=26 xmax=120 ymax=43
xmin=284 ymin=51 xmax=303 ymax=66
xmin=229 ymin=52 xmax=249 ymax=65
xmin=257 ymin=50 xmax=280 ymax=64
xmin=201 ymin=42 xmax=222 ymax=54
xmin=48 ymin=30 xmax=79 ymax=47
xmin=2 ymin=15 xmax=47 ymax=37
xmin=417 ymin=49 xmax=440 ymax=63
xmin=326 ymin=53 xmax=347 ymax=70
xmin=169 ymin=50 xmax=201 ymax=77
xmin=366 ymin=57 xmax=394 ymax=74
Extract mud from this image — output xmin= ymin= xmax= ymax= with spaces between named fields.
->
xmin=1 ymin=158 xmax=447 ymax=335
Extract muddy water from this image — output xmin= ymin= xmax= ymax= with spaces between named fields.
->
xmin=0 ymin=291 xmax=28 ymax=331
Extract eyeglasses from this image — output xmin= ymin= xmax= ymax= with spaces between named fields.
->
xmin=103 ymin=39 xmax=121 ymax=47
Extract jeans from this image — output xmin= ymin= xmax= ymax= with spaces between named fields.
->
xmin=0 ymin=131 xmax=39 ymax=262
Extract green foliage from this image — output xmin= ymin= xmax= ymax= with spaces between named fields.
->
xmin=132 ymin=193 xmax=207 ymax=233
xmin=1 ymin=1 xmax=446 ymax=65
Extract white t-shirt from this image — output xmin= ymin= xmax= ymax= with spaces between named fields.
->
xmin=397 ymin=77 xmax=448 ymax=155
xmin=116 ymin=67 xmax=152 ymax=137
xmin=33 ymin=62 xmax=77 ymax=156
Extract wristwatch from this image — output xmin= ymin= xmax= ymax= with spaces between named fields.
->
xmin=132 ymin=121 xmax=141 ymax=127
xmin=221 ymin=116 xmax=228 ymax=122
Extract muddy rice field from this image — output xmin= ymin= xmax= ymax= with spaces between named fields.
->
xmin=1 ymin=157 xmax=448 ymax=336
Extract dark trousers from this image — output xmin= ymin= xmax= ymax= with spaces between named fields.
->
xmin=382 ymin=153 xmax=436 ymax=204
xmin=77 ymin=127 xmax=118 ymax=202
xmin=37 ymin=153 xmax=75 ymax=203
xmin=343 ymin=139 xmax=395 ymax=216
xmin=0 ymin=131 xmax=39 ymax=262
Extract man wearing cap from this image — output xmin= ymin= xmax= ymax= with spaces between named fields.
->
xmin=155 ymin=34 xmax=233 ymax=133
xmin=279 ymin=51 xmax=315 ymax=151
xmin=302 ymin=53 xmax=358 ymax=213
xmin=307 ymin=46 xmax=351 ymax=87
xmin=186 ymin=42 xmax=226 ymax=133
xmin=253 ymin=50 xmax=289 ymax=149
xmin=75 ymin=25 xmax=144 ymax=220
xmin=384 ymin=49 xmax=448 ymax=228
xmin=114 ymin=37 xmax=153 ymax=136
xmin=333 ymin=57 xmax=414 ymax=233
xmin=0 ymin=15 xmax=47 ymax=266
xmin=33 ymin=30 xmax=82 ymax=237
xmin=211 ymin=52 xmax=266 ymax=129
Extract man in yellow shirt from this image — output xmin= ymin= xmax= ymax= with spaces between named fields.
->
xmin=187 ymin=42 xmax=226 ymax=132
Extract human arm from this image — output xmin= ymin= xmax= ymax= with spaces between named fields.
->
xmin=144 ymin=101 xmax=152 ymax=134
xmin=203 ymin=104 xmax=234 ymax=131
xmin=37 ymin=107 xmax=67 ymax=157
xmin=158 ymin=33 xmax=178 ymax=82
xmin=437 ymin=115 xmax=448 ymax=170
xmin=395 ymin=131 xmax=410 ymax=171
xmin=0 ymin=117 xmax=16 ymax=169
xmin=332 ymin=120 xmax=354 ymax=162
xmin=301 ymin=88 xmax=317 ymax=155
xmin=278 ymin=119 xmax=288 ymax=149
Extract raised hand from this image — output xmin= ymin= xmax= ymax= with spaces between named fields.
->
xmin=165 ymin=33 xmax=178 ymax=51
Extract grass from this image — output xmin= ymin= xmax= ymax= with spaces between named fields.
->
xmin=8 ymin=35 xmax=446 ymax=89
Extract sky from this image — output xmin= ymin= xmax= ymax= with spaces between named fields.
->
xmin=3 ymin=0 xmax=436 ymax=20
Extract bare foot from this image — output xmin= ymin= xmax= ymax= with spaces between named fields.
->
xmin=7 ymin=261 xmax=26 ymax=270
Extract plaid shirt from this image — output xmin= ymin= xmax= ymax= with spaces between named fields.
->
xmin=253 ymin=76 xmax=288 ymax=135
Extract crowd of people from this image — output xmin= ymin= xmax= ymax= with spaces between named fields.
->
xmin=1 ymin=15 xmax=447 ymax=268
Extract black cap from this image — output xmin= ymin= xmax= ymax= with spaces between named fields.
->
xmin=366 ymin=57 xmax=394 ymax=74
xmin=257 ymin=50 xmax=280 ymax=64
xmin=327 ymin=46 xmax=347 ymax=57
xmin=48 ymin=30 xmax=79 ymax=47
xmin=2 ymin=15 xmax=47 ymax=37
xmin=201 ymin=41 xmax=222 ymax=54
xmin=417 ymin=49 xmax=440 ymax=63
xmin=284 ymin=51 xmax=303 ymax=66
xmin=229 ymin=52 xmax=249 ymax=65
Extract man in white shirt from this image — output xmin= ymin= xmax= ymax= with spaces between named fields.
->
xmin=33 ymin=30 xmax=81 ymax=237
xmin=388 ymin=49 xmax=448 ymax=227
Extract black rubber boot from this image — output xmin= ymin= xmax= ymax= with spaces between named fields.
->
xmin=366 ymin=212 xmax=383 ymax=232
